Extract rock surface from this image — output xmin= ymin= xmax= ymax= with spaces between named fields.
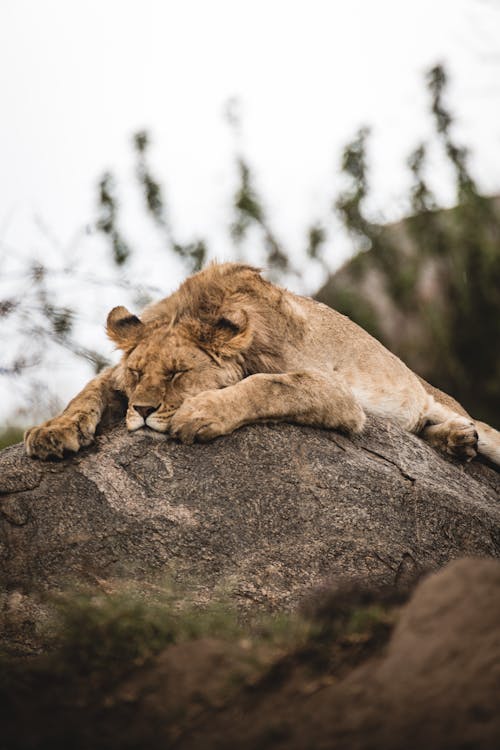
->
xmin=1 ymin=418 xmax=499 ymax=653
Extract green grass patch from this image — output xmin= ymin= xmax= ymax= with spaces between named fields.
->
xmin=0 ymin=578 xmax=404 ymax=709
xmin=0 ymin=427 xmax=24 ymax=450
xmin=47 ymin=585 xmax=243 ymax=678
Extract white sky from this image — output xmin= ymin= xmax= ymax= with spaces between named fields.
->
xmin=1 ymin=0 xmax=500 ymax=424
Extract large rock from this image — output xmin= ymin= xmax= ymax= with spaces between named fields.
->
xmin=182 ymin=558 xmax=500 ymax=750
xmin=1 ymin=418 xmax=499 ymax=653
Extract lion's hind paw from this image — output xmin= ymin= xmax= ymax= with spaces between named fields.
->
xmin=429 ymin=417 xmax=479 ymax=462
xmin=445 ymin=418 xmax=478 ymax=461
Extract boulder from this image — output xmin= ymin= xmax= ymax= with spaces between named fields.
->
xmin=1 ymin=418 xmax=499 ymax=653
xmin=182 ymin=558 xmax=500 ymax=750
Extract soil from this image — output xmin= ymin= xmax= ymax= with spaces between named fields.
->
xmin=1 ymin=558 xmax=499 ymax=750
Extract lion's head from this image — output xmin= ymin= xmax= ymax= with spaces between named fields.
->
xmin=107 ymin=302 xmax=256 ymax=433
xmin=106 ymin=263 xmax=292 ymax=433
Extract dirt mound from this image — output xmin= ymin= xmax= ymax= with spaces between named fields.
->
xmin=176 ymin=559 xmax=500 ymax=749
xmin=1 ymin=559 xmax=499 ymax=749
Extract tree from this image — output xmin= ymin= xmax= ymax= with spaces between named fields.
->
xmin=319 ymin=64 xmax=500 ymax=426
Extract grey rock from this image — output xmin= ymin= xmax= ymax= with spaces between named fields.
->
xmin=0 ymin=418 xmax=499 ymax=654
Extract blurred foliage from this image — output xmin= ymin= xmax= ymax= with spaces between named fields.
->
xmin=96 ymin=172 xmax=131 ymax=266
xmin=0 ymin=582 xmax=313 ymax=692
xmin=0 ymin=577 xmax=400 ymax=692
xmin=1 ymin=63 xmax=499 ymax=428
xmin=319 ymin=63 xmax=500 ymax=426
xmin=96 ymin=129 xmax=208 ymax=274
xmin=0 ymin=427 xmax=24 ymax=450
xmin=230 ymin=158 xmax=291 ymax=276
xmin=49 ymin=586 xmax=242 ymax=679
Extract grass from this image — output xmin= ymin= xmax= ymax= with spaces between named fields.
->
xmin=0 ymin=581 xmax=315 ymax=685
xmin=0 ymin=426 xmax=24 ymax=450
xmin=0 ymin=580 xmax=407 ymax=750
xmin=53 ymin=588 xmax=242 ymax=675
xmin=0 ymin=575 xmax=408 ymax=701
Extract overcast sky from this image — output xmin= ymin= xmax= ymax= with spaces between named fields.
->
xmin=1 ymin=0 xmax=500 ymax=423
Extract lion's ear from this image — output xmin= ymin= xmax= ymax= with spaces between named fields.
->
xmin=106 ymin=306 xmax=144 ymax=349
xmin=211 ymin=307 xmax=252 ymax=356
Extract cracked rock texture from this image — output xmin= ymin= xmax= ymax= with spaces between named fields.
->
xmin=1 ymin=418 xmax=499 ymax=653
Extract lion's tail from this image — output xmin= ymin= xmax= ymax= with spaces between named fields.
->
xmin=475 ymin=421 xmax=500 ymax=467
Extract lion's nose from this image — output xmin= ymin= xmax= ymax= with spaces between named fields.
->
xmin=133 ymin=404 xmax=159 ymax=420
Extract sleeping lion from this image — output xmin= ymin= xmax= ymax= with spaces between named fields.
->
xmin=24 ymin=262 xmax=500 ymax=467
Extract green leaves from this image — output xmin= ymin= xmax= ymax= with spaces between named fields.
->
xmin=330 ymin=64 xmax=500 ymax=425
xmin=230 ymin=158 xmax=291 ymax=274
xmin=96 ymin=172 xmax=131 ymax=266
xmin=335 ymin=127 xmax=371 ymax=240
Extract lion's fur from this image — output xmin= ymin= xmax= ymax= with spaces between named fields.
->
xmin=139 ymin=262 xmax=302 ymax=374
xmin=25 ymin=262 xmax=500 ymax=466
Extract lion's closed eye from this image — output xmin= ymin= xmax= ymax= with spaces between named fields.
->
xmin=166 ymin=369 xmax=189 ymax=383
xmin=128 ymin=368 xmax=143 ymax=381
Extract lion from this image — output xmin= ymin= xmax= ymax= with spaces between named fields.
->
xmin=24 ymin=262 xmax=500 ymax=467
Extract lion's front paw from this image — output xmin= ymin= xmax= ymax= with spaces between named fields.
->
xmin=170 ymin=392 xmax=233 ymax=445
xmin=24 ymin=414 xmax=95 ymax=459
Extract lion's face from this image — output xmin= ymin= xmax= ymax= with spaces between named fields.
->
xmin=107 ymin=305 xmax=250 ymax=433
xmin=121 ymin=329 xmax=243 ymax=432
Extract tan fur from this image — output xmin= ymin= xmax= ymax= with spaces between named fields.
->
xmin=25 ymin=263 xmax=500 ymax=466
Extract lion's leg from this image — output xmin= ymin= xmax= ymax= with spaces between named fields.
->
xmin=170 ymin=370 xmax=366 ymax=444
xmin=419 ymin=399 xmax=478 ymax=462
xmin=475 ymin=420 xmax=500 ymax=466
xmin=24 ymin=366 xmax=121 ymax=459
